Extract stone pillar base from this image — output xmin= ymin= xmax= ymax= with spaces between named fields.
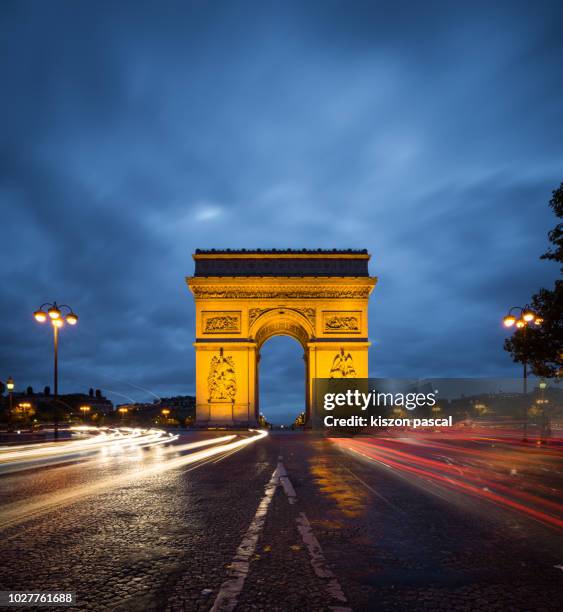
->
xmin=197 ymin=401 xmax=257 ymax=427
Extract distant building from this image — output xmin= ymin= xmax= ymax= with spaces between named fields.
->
xmin=157 ymin=395 xmax=196 ymax=411
xmin=116 ymin=396 xmax=196 ymax=425
xmin=4 ymin=389 xmax=114 ymax=416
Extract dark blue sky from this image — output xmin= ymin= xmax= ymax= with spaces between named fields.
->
xmin=1 ymin=1 xmax=562 ymax=422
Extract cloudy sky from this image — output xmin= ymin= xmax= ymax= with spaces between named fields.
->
xmin=1 ymin=1 xmax=562 ymax=422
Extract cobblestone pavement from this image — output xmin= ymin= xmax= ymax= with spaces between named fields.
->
xmin=0 ymin=431 xmax=562 ymax=611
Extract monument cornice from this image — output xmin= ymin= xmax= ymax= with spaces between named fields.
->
xmin=186 ymin=276 xmax=376 ymax=299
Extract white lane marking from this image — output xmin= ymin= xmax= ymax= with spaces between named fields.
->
xmin=211 ymin=464 xmax=281 ymax=612
xmin=277 ymin=460 xmax=351 ymax=610
xmin=277 ymin=461 xmax=297 ymax=504
xmin=295 ymin=512 xmax=350 ymax=608
xmin=213 ymin=456 xmax=350 ymax=611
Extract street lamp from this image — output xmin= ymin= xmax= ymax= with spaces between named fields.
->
xmin=6 ymin=377 xmax=14 ymax=429
xmin=538 ymin=380 xmax=550 ymax=443
xmin=34 ymin=302 xmax=78 ymax=439
xmin=80 ymin=405 xmax=91 ymax=424
xmin=118 ymin=407 xmax=128 ymax=422
xmin=502 ymin=305 xmax=542 ymax=441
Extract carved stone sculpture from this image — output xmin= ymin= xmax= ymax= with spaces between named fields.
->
xmin=325 ymin=315 xmax=359 ymax=331
xmin=329 ymin=348 xmax=356 ymax=378
xmin=205 ymin=315 xmax=239 ymax=332
xmin=208 ymin=348 xmax=237 ymax=401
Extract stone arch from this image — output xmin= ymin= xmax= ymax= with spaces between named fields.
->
xmin=250 ymin=308 xmax=314 ymax=349
xmin=249 ymin=309 xmax=314 ymax=424
xmin=187 ymin=249 xmax=376 ymax=427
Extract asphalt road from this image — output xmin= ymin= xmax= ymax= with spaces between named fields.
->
xmin=0 ymin=429 xmax=562 ymax=611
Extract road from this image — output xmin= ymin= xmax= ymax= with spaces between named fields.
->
xmin=0 ymin=428 xmax=562 ymax=611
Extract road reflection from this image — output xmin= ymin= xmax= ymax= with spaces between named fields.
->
xmin=308 ymin=441 xmax=369 ymax=518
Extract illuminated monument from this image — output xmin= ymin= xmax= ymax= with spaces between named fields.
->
xmin=187 ymin=249 xmax=377 ymax=426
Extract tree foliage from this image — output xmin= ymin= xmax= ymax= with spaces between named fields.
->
xmin=541 ymin=183 xmax=563 ymax=269
xmin=504 ymin=183 xmax=563 ymax=377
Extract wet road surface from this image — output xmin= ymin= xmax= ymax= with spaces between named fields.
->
xmin=0 ymin=429 xmax=562 ymax=611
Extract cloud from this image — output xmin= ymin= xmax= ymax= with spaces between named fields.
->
xmin=194 ymin=204 xmax=223 ymax=222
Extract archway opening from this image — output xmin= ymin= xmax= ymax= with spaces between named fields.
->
xmin=258 ymin=335 xmax=305 ymax=427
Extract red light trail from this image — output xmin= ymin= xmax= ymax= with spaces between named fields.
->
xmin=331 ymin=433 xmax=563 ymax=531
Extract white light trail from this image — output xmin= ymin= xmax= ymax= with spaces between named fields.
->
xmin=0 ymin=429 xmax=268 ymax=530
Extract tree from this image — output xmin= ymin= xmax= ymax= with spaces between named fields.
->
xmin=89 ymin=388 xmax=94 ymax=397
xmin=541 ymin=182 xmax=563 ymax=269
xmin=26 ymin=386 xmax=33 ymax=395
xmin=504 ymin=183 xmax=563 ymax=377
xmin=44 ymin=386 xmax=50 ymax=396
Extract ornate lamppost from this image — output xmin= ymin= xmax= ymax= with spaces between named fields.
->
xmin=503 ymin=305 xmax=542 ymax=440
xmin=6 ymin=376 xmax=14 ymax=430
xmin=34 ymin=302 xmax=78 ymax=438
xmin=538 ymin=379 xmax=550 ymax=443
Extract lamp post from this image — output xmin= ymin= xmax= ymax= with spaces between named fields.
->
xmin=34 ymin=302 xmax=78 ymax=439
xmin=80 ymin=405 xmax=91 ymax=424
xmin=502 ymin=305 xmax=542 ymax=441
xmin=161 ymin=408 xmax=170 ymax=425
xmin=6 ymin=377 xmax=14 ymax=430
xmin=538 ymin=379 xmax=549 ymax=443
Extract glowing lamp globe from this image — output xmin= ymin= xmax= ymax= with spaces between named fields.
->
xmin=503 ymin=315 xmax=516 ymax=327
xmin=522 ymin=311 xmax=535 ymax=322
xmin=48 ymin=306 xmax=61 ymax=319
xmin=66 ymin=313 xmax=78 ymax=325
xmin=34 ymin=310 xmax=47 ymax=323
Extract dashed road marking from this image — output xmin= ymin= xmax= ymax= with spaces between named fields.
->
xmin=211 ymin=456 xmax=351 ymax=611
xmin=296 ymin=511 xmax=350 ymax=608
xmin=211 ymin=463 xmax=281 ymax=612
xmin=277 ymin=461 xmax=297 ymax=504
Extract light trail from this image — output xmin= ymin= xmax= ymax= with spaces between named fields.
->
xmin=332 ymin=435 xmax=563 ymax=531
xmin=0 ymin=427 xmax=180 ymax=469
xmin=0 ymin=429 xmax=268 ymax=530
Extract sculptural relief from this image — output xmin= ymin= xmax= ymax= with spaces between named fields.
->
xmin=203 ymin=312 xmax=241 ymax=333
xmin=208 ymin=348 xmax=237 ymax=401
xmin=249 ymin=306 xmax=316 ymax=327
xmin=193 ymin=287 xmax=371 ymax=299
xmin=323 ymin=311 xmax=361 ymax=333
xmin=329 ymin=348 xmax=356 ymax=378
